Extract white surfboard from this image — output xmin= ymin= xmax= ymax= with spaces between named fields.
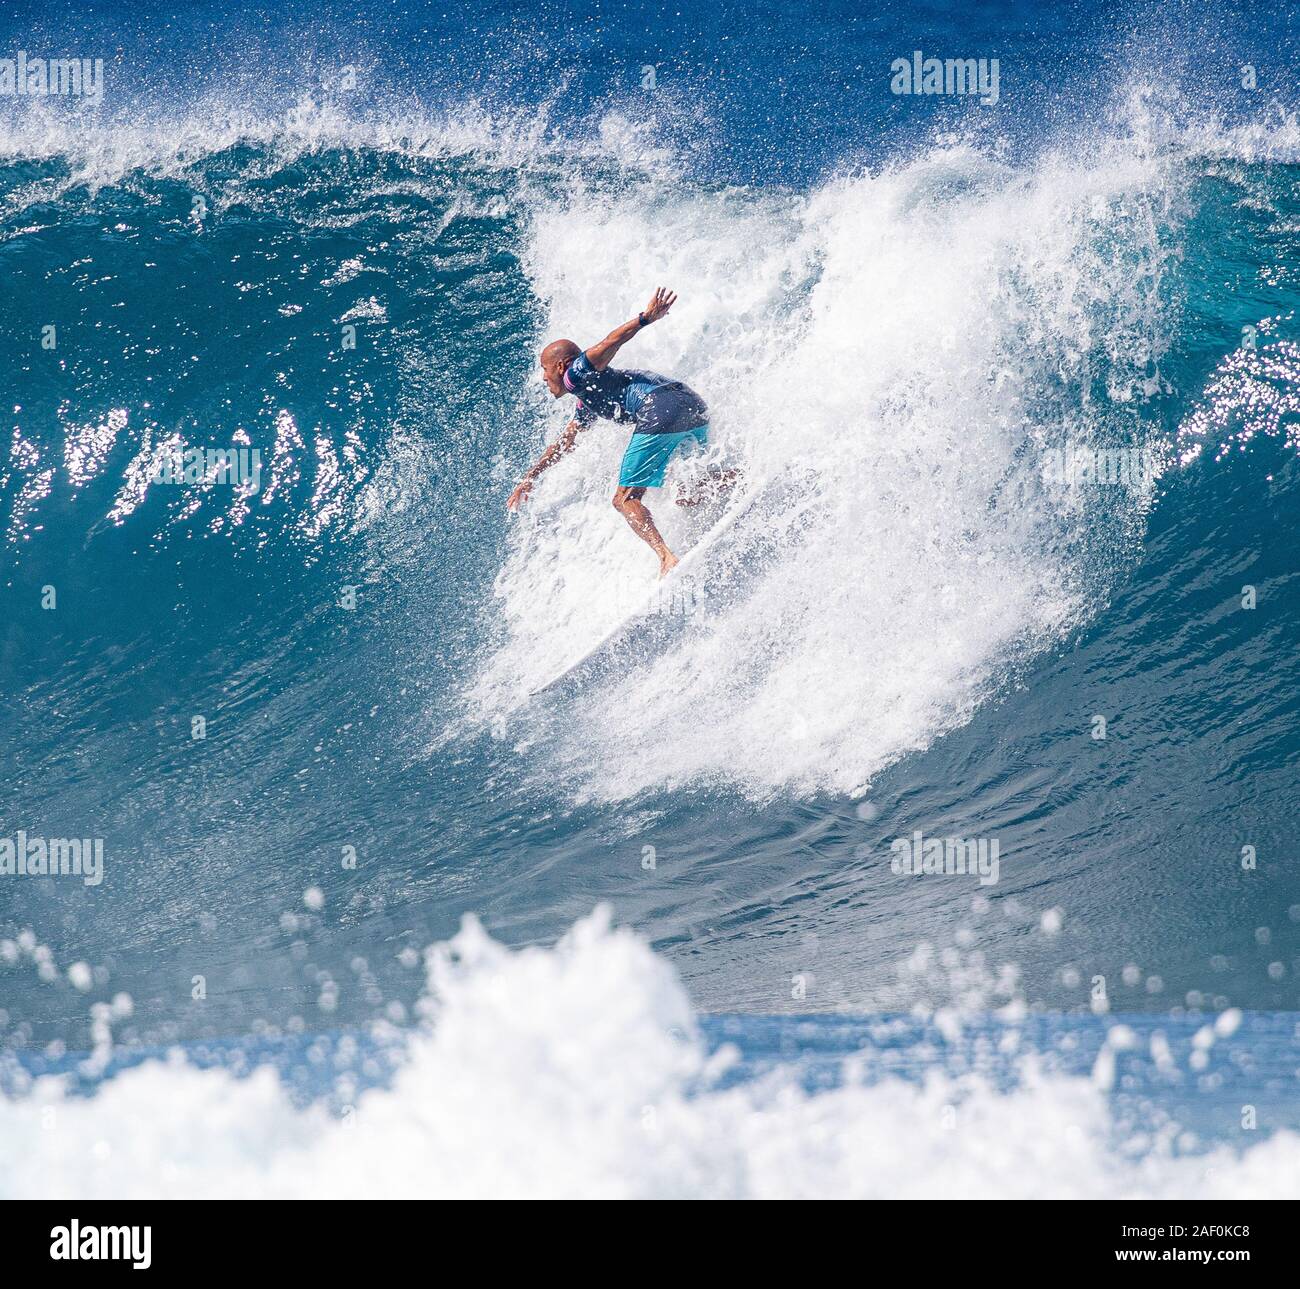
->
xmin=529 ymin=484 xmax=761 ymax=697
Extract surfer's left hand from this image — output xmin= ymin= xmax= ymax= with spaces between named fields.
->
xmin=507 ymin=479 xmax=533 ymax=511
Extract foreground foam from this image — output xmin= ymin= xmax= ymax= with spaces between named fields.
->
xmin=3 ymin=911 xmax=1296 ymax=1200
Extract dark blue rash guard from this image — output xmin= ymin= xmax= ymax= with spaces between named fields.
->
xmin=563 ymin=350 xmax=708 ymax=436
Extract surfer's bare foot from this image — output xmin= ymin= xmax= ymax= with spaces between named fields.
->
xmin=658 ymin=551 xmax=679 ymax=578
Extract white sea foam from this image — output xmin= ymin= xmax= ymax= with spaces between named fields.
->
xmin=0 ymin=93 xmax=676 ymax=204
xmin=2 ymin=910 xmax=1295 ymax=1199
xmin=477 ymin=135 xmax=1181 ymax=799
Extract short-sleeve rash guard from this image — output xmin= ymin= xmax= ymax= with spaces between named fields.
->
xmin=563 ymin=351 xmax=707 ymax=436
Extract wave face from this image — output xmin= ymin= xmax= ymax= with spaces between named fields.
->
xmin=1 ymin=1 xmax=1299 ymax=1196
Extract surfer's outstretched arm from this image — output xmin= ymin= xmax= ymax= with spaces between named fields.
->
xmin=584 ymin=287 xmax=676 ymax=370
xmin=507 ymin=417 xmax=588 ymax=511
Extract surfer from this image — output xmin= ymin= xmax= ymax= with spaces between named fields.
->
xmin=507 ymin=288 xmax=731 ymax=576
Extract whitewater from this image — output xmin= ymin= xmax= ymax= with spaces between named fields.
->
xmin=4 ymin=909 xmax=1297 ymax=1200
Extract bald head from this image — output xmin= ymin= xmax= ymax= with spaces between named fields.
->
xmin=540 ymin=338 xmax=581 ymax=398
xmin=541 ymin=338 xmax=579 ymax=367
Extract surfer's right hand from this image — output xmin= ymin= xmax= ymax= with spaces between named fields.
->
xmin=506 ymin=479 xmax=533 ymax=511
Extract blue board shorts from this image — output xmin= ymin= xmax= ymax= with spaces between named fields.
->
xmin=618 ymin=423 xmax=709 ymax=488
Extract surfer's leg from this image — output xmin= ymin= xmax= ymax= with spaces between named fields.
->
xmin=613 ymin=486 xmax=678 ymax=577
xmin=641 ymin=423 xmax=726 ymax=507
xmin=616 ymin=430 xmax=696 ymax=575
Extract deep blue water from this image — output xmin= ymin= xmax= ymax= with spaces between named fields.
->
xmin=0 ymin=0 xmax=1296 ymax=1196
